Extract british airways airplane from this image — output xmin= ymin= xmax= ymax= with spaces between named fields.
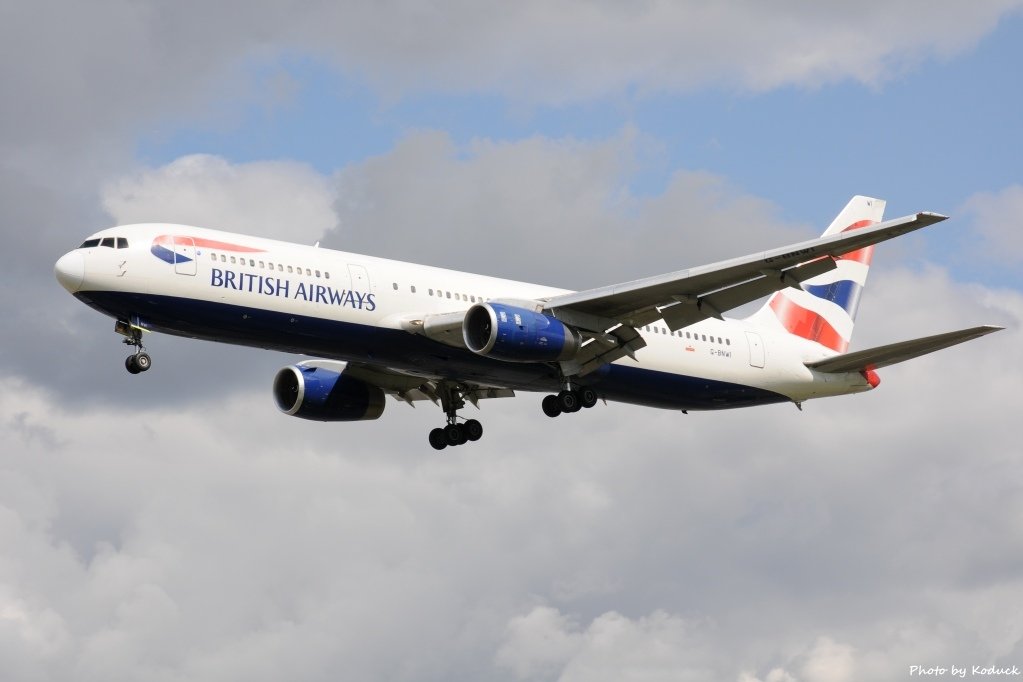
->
xmin=54 ymin=196 xmax=1000 ymax=449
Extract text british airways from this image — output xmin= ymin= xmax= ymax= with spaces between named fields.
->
xmin=210 ymin=268 xmax=376 ymax=311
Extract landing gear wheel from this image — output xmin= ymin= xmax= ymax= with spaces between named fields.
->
xmin=464 ymin=419 xmax=483 ymax=442
xmin=579 ymin=387 xmax=598 ymax=409
xmin=134 ymin=352 xmax=152 ymax=372
xmin=558 ymin=389 xmax=581 ymax=413
xmin=445 ymin=423 xmax=468 ymax=446
xmin=542 ymin=394 xmax=562 ymax=418
xmin=429 ymin=428 xmax=448 ymax=450
xmin=125 ymin=355 xmax=141 ymax=374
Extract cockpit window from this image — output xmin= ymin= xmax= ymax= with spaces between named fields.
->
xmin=100 ymin=237 xmax=115 ymax=248
xmin=79 ymin=238 xmax=101 ymax=248
xmin=117 ymin=237 xmax=128 ymax=249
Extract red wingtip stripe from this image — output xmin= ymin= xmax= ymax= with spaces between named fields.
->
xmin=769 ymin=295 xmax=849 ymax=353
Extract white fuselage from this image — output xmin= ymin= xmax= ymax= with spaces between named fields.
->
xmin=56 ymin=223 xmax=874 ymax=411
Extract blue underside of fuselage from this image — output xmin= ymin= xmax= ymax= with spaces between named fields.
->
xmin=75 ymin=290 xmax=790 ymax=411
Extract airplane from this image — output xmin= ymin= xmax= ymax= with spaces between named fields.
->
xmin=54 ymin=196 xmax=1001 ymax=449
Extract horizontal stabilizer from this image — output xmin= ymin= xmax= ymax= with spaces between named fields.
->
xmin=807 ymin=325 xmax=1003 ymax=373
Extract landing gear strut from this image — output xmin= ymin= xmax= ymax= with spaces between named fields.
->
xmin=542 ymin=386 xmax=598 ymax=418
xmin=116 ymin=319 xmax=152 ymax=374
xmin=428 ymin=382 xmax=484 ymax=450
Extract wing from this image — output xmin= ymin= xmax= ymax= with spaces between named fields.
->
xmin=806 ymin=325 xmax=1003 ymax=374
xmin=340 ymin=361 xmax=515 ymax=407
xmin=541 ymin=211 xmax=947 ymax=374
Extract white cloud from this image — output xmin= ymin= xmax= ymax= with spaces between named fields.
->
xmin=3 ymin=249 xmax=1021 ymax=679
xmin=962 ymin=184 xmax=1023 ymax=265
xmin=4 ymin=0 xmax=1021 ymax=163
xmin=329 ymin=129 xmax=805 ymax=288
xmin=102 ymin=154 xmax=338 ymax=243
xmin=497 ymin=606 xmax=716 ymax=682
xmin=800 ymin=637 xmax=855 ymax=682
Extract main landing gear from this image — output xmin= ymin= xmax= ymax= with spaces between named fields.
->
xmin=116 ymin=319 xmax=152 ymax=374
xmin=541 ymin=386 xmax=598 ymax=418
xmin=428 ymin=382 xmax=484 ymax=450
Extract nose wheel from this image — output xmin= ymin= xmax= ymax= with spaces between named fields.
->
xmin=116 ymin=318 xmax=152 ymax=374
xmin=125 ymin=351 xmax=152 ymax=374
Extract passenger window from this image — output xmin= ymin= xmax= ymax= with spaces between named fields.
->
xmin=305 ymin=268 xmax=311 ymax=276
xmin=116 ymin=238 xmax=128 ymax=249
xmin=411 ymin=285 xmax=417 ymax=294
xmin=702 ymin=334 xmax=707 ymax=341
xmin=268 ymin=262 xmax=274 ymax=270
xmin=230 ymin=256 xmax=237 ymax=264
xmin=79 ymin=238 xmax=101 ymax=248
xmin=221 ymin=255 xmax=226 ymax=263
xmin=249 ymin=259 xmax=255 ymax=267
xmin=211 ymin=253 xmax=217 ymax=262
xmin=446 ymin=291 xmax=451 ymax=299
xmin=325 ymin=272 xmax=330 ymax=279
xmin=726 ymin=338 xmax=731 ymax=345
xmin=287 ymin=266 xmax=293 ymax=273
xmin=259 ymin=261 xmax=265 ymax=269
xmin=278 ymin=264 xmax=283 ymax=272
xmin=470 ymin=295 xmax=476 ymax=303
xmin=101 ymin=237 xmax=115 ymax=248
xmin=429 ymin=289 xmax=434 ymax=296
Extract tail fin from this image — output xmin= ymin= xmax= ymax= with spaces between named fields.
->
xmin=748 ymin=196 xmax=886 ymax=354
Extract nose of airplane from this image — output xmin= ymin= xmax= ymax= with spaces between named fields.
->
xmin=54 ymin=251 xmax=85 ymax=293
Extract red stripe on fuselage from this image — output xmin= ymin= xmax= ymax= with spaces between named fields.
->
xmin=154 ymin=235 xmax=265 ymax=253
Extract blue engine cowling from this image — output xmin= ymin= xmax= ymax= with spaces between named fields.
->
xmin=273 ymin=365 xmax=386 ymax=421
xmin=463 ymin=302 xmax=580 ymax=362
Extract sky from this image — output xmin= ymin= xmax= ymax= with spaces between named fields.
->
xmin=3 ymin=2 xmax=1023 ymax=680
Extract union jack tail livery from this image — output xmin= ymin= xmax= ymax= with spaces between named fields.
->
xmin=750 ymin=196 xmax=885 ymax=354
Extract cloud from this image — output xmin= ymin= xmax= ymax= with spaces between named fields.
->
xmin=310 ymin=1 xmax=1023 ymax=101
xmin=962 ymin=184 xmax=1023 ymax=265
xmin=4 ymin=0 xmax=1021 ymax=163
xmin=329 ymin=129 xmax=805 ymax=288
xmin=102 ymin=154 xmax=338 ymax=243
xmin=2 ymin=4 xmax=1021 ymax=677
xmin=497 ymin=607 xmax=716 ymax=682
xmin=1 ymin=259 xmax=1020 ymax=680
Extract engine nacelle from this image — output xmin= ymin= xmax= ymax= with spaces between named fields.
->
xmin=273 ymin=365 xmax=386 ymax=421
xmin=463 ymin=302 xmax=580 ymax=362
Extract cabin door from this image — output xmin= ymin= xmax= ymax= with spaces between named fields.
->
xmin=745 ymin=331 xmax=765 ymax=368
xmin=174 ymin=237 xmax=197 ymax=276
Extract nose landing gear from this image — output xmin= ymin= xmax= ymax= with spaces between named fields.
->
xmin=115 ymin=318 xmax=152 ymax=374
xmin=125 ymin=351 xmax=152 ymax=374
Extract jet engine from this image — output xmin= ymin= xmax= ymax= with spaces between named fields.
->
xmin=463 ymin=302 xmax=580 ymax=362
xmin=273 ymin=364 xmax=385 ymax=421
